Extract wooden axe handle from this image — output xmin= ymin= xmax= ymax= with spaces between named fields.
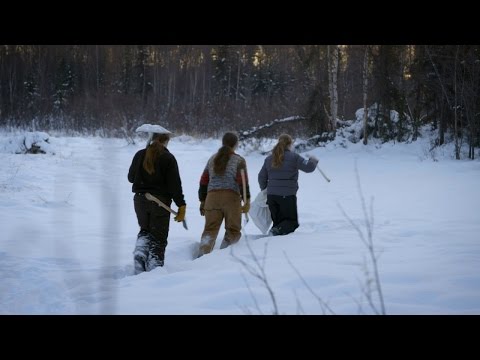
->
xmin=240 ymin=168 xmax=249 ymax=222
xmin=145 ymin=193 xmax=178 ymax=215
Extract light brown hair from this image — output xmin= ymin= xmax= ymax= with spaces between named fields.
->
xmin=272 ymin=134 xmax=293 ymax=168
xmin=213 ymin=132 xmax=238 ymax=174
xmin=143 ymin=133 xmax=170 ymax=175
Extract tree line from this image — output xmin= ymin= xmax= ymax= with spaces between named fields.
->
xmin=1 ymin=45 xmax=479 ymax=158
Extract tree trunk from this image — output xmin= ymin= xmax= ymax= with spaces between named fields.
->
xmin=454 ymin=45 xmax=460 ymax=159
xmin=192 ymin=68 xmax=198 ymax=108
xmin=167 ymin=68 xmax=172 ymax=111
xmin=227 ymin=64 xmax=232 ymax=98
xmin=202 ymin=65 xmax=206 ymax=107
xmin=439 ymin=100 xmax=445 ymax=145
xmin=362 ymin=46 xmax=369 ymax=145
xmin=236 ymin=51 xmax=241 ymax=102
xmin=172 ymin=70 xmax=176 ymax=108
xmin=153 ymin=47 xmax=158 ymax=112
xmin=142 ymin=50 xmax=147 ymax=107
xmin=8 ymin=64 xmax=16 ymax=116
xmin=328 ymin=45 xmax=339 ymax=132
xmin=412 ymin=83 xmax=422 ymax=141
xmin=96 ymin=45 xmax=100 ymax=111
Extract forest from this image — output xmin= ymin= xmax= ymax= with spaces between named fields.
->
xmin=1 ymin=45 xmax=479 ymax=159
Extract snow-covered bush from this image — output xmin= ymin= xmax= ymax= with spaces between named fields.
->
xmin=0 ymin=131 xmax=55 ymax=155
xmin=355 ymin=103 xmax=412 ymax=142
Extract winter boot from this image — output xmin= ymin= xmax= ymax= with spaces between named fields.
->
xmin=219 ymin=239 xmax=230 ymax=249
xmin=146 ymin=253 xmax=164 ymax=271
xmin=269 ymin=226 xmax=281 ymax=236
xmin=146 ymin=236 xmax=165 ymax=271
xmin=133 ymin=230 xmax=150 ymax=275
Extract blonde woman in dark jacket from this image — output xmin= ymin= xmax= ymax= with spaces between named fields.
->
xmin=128 ymin=129 xmax=186 ymax=273
xmin=197 ymin=132 xmax=250 ymax=257
xmin=258 ymin=134 xmax=318 ymax=236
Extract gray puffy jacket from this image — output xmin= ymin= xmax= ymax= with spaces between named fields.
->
xmin=258 ymin=150 xmax=317 ymax=196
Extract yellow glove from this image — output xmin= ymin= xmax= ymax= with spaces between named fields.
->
xmin=175 ymin=205 xmax=186 ymax=222
xmin=199 ymin=201 xmax=205 ymax=216
xmin=241 ymin=199 xmax=250 ymax=213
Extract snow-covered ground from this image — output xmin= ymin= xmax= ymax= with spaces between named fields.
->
xmin=1 ymin=128 xmax=479 ymax=314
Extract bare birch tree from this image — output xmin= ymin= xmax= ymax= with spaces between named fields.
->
xmin=328 ymin=45 xmax=339 ymax=131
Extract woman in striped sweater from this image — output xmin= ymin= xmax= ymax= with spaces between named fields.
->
xmin=197 ymin=132 xmax=250 ymax=257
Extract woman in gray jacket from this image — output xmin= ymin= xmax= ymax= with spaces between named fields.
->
xmin=258 ymin=134 xmax=318 ymax=236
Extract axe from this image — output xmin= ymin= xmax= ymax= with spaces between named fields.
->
xmin=145 ymin=193 xmax=188 ymax=230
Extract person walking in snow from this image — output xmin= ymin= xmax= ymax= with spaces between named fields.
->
xmin=197 ymin=132 xmax=250 ymax=257
xmin=258 ymin=134 xmax=318 ymax=236
xmin=128 ymin=126 xmax=186 ymax=273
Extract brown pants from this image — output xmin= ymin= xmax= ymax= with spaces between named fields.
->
xmin=199 ymin=190 xmax=242 ymax=256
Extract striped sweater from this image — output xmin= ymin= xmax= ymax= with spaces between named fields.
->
xmin=198 ymin=152 xmax=250 ymax=202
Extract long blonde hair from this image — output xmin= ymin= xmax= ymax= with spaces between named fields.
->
xmin=143 ymin=133 xmax=170 ymax=175
xmin=271 ymin=134 xmax=293 ymax=168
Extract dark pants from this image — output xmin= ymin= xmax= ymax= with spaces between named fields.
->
xmin=133 ymin=193 xmax=171 ymax=261
xmin=267 ymin=194 xmax=299 ymax=235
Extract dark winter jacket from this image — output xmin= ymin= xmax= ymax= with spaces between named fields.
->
xmin=128 ymin=148 xmax=186 ymax=207
xmin=258 ymin=150 xmax=317 ymax=196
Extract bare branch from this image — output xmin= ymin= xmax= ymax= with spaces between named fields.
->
xmin=231 ymin=239 xmax=279 ymax=315
xmin=239 ymin=272 xmax=263 ymax=315
xmin=337 ymin=203 xmax=368 ymax=247
xmin=293 ymin=289 xmax=306 ymax=315
xmin=339 ymin=163 xmax=386 ymax=315
xmin=283 ymin=251 xmax=335 ymax=315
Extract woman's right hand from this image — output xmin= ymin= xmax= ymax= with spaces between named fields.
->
xmin=307 ymin=154 xmax=319 ymax=163
xmin=199 ymin=201 xmax=205 ymax=216
xmin=241 ymin=199 xmax=250 ymax=213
